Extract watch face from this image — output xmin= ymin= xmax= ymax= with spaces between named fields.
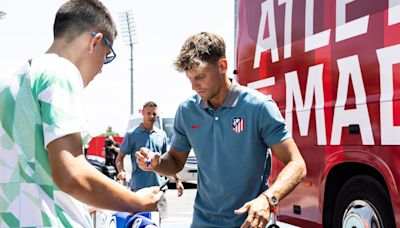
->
xmin=271 ymin=196 xmax=278 ymax=205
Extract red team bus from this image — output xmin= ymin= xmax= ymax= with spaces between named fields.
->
xmin=236 ymin=0 xmax=399 ymax=227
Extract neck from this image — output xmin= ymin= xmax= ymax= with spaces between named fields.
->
xmin=209 ymin=77 xmax=232 ymax=109
xmin=47 ymin=37 xmax=87 ymax=84
xmin=142 ymin=122 xmax=154 ymax=131
xmin=47 ymin=39 xmax=77 ymax=63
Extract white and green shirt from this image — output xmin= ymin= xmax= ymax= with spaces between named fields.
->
xmin=0 ymin=54 xmax=92 ymax=227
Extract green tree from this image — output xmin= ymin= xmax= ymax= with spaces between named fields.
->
xmin=101 ymin=126 xmax=120 ymax=137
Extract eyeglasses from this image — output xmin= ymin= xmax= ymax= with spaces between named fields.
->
xmin=91 ymin=32 xmax=116 ymax=64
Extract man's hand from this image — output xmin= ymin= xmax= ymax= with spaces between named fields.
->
xmin=107 ymin=144 xmax=115 ymax=150
xmin=117 ymin=171 xmax=127 ymax=182
xmin=135 ymin=147 xmax=161 ymax=171
xmin=234 ymin=195 xmax=271 ymax=228
xmin=176 ymin=180 xmax=184 ymax=197
xmin=135 ymin=186 xmax=164 ymax=211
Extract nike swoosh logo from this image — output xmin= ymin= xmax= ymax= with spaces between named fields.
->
xmin=191 ymin=123 xmax=203 ymax=129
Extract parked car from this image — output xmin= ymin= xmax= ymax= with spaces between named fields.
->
xmin=125 ymin=115 xmax=161 ymax=132
xmin=85 ymin=136 xmax=122 ymax=180
xmin=125 ymin=115 xmax=198 ymax=185
xmin=161 ymin=117 xmax=198 ymax=185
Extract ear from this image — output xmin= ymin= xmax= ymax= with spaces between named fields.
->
xmin=218 ymin=58 xmax=228 ymax=74
xmin=89 ymin=33 xmax=103 ymax=54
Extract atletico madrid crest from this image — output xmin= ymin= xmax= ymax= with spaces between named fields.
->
xmin=232 ymin=117 xmax=244 ymax=133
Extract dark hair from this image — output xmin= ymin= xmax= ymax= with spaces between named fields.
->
xmin=174 ymin=32 xmax=226 ymax=72
xmin=53 ymin=0 xmax=117 ymax=42
xmin=143 ymin=101 xmax=158 ymax=109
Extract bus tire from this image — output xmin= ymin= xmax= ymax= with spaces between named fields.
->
xmin=332 ymin=175 xmax=395 ymax=228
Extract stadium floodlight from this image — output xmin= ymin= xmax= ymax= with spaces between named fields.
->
xmin=0 ymin=11 xmax=6 ymax=19
xmin=118 ymin=10 xmax=137 ymax=115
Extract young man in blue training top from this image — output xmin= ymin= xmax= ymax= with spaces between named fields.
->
xmin=135 ymin=32 xmax=307 ymax=227
xmin=116 ymin=101 xmax=184 ymax=220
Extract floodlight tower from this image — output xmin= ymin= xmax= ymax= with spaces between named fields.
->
xmin=0 ymin=11 xmax=6 ymax=19
xmin=118 ymin=10 xmax=137 ymax=115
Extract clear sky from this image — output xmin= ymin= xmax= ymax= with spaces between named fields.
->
xmin=0 ymin=0 xmax=234 ymax=136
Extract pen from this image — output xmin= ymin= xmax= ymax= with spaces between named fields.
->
xmin=159 ymin=179 xmax=170 ymax=191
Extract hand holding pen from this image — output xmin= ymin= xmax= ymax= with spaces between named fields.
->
xmin=135 ymin=147 xmax=161 ymax=171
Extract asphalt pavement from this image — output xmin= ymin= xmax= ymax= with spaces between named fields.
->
xmin=162 ymin=188 xmax=195 ymax=228
xmin=162 ymin=188 xmax=300 ymax=228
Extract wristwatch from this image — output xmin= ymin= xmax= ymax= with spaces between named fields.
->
xmin=262 ymin=192 xmax=279 ymax=209
xmin=175 ymin=177 xmax=182 ymax=182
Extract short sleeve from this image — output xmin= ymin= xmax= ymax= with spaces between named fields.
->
xmin=259 ymin=98 xmax=291 ymax=147
xmin=32 ymin=58 xmax=91 ymax=147
xmin=120 ymin=132 xmax=133 ymax=155
xmin=170 ymin=105 xmax=191 ymax=153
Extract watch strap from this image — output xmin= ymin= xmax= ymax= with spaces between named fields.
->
xmin=261 ymin=192 xmax=279 ymax=209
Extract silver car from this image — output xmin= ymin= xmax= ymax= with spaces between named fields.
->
xmin=161 ymin=117 xmax=198 ymax=185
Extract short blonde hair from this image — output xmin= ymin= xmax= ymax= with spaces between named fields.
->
xmin=174 ymin=32 xmax=226 ymax=72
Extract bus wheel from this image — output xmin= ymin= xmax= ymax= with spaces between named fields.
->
xmin=332 ymin=175 xmax=395 ymax=228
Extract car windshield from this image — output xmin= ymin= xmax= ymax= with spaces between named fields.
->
xmin=162 ymin=118 xmax=174 ymax=144
xmin=126 ymin=116 xmax=161 ymax=131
